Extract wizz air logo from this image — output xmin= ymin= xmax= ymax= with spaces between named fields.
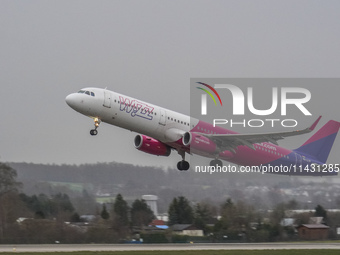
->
xmin=119 ymin=96 xmax=154 ymax=120
xmin=196 ymin=82 xmax=223 ymax=115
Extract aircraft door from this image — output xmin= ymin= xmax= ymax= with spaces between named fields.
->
xmin=103 ymin=91 xmax=111 ymax=108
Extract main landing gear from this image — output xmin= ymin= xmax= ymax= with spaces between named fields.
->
xmin=177 ymin=160 xmax=190 ymax=171
xmin=177 ymin=150 xmax=190 ymax=171
xmin=90 ymin=118 xmax=101 ymax=136
xmin=177 ymin=159 xmax=223 ymax=171
xmin=176 ymin=152 xmax=223 ymax=171
xmin=210 ymin=159 xmax=223 ymax=168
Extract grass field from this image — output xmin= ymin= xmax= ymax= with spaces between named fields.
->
xmin=49 ymin=182 xmax=93 ymax=192
xmin=1 ymin=250 xmax=340 ymax=255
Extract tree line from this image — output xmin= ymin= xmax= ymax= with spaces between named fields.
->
xmin=1 ymin=162 xmax=340 ymax=243
xmin=10 ymin=161 xmax=311 ymax=213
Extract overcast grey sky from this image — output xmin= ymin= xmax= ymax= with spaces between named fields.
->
xmin=1 ymin=0 xmax=340 ymax=167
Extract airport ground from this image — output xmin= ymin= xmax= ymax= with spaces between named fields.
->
xmin=0 ymin=243 xmax=340 ymax=254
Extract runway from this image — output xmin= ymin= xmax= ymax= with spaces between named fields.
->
xmin=0 ymin=243 xmax=340 ymax=252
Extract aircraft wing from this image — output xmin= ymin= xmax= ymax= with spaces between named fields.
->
xmin=201 ymin=116 xmax=322 ymax=152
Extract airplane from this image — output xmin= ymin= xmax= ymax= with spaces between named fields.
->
xmin=65 ymin=87 xmax=340 ymax=175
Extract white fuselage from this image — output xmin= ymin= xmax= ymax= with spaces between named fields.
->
xmin=66 ymin=87 xmax=197 ymax=146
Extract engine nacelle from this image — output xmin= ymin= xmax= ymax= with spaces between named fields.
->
xmin=182 ymin=132 xmax=217 ymax=154
xmin=183 ymin=132 xmax=234 ymax=160
xmin=134 ymin=135 xmax=171 ymax=156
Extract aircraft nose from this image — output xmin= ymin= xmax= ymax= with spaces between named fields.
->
xmin=65 ymin=93 xmax=78 ymax=109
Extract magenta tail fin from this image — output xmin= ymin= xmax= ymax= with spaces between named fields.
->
xmin=294 ymin=120 xmax=340 ymax=163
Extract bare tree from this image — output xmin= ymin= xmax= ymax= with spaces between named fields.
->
xmin=0 ymin=163 xmax=22 ymax=241
xmin=0 ymin=163 xmax=21 ymax=196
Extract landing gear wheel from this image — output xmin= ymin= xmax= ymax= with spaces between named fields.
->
xmin=177 ymin=160 xmax=190 ymax=171
xmin=210 ymin=159 xmax=223 ymax=168
xmin=90 ymin=118 xmax=101 ymax=136
xmin=90 ymin=129 xmax=98 ymax=136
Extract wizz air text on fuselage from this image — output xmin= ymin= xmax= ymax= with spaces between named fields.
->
xmin=119 ymin=96 xmax=154 ymax=120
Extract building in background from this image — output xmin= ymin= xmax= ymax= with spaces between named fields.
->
xmin=142 ymin=195 xmax=158 ymax=216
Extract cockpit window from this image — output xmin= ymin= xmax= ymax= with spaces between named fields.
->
xmin=78 ymin=90 xmax=95 ymax=97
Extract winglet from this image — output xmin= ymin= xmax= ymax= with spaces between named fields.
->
xmin=309 ymin=116 xmax=322 ymax=131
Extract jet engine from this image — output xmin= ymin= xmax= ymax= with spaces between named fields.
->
xmin=182 ymin=132 xmax=217 ymax=154
xmin=134 ymin=135 xmax=171 ymax=156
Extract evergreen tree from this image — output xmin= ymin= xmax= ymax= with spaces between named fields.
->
xmin=131 ymin=199 xmax=154 ymax=226
xmin=101 ymin=203 xmax=110 ymax=220
xmin=70 ymin=212 xmax=81 ymax=222
xmin=51 ymin=193 xmax=75 ymax=215
xmin=315 ymin=204 xmax=327 ymax=220
xmin=113 ymin=194 xmax=129 ymax=226
xmin=194 ymin=203 xmax=214 ymax=232
xmin=168 ymin=197 xmax=179 ymax=226
xmin=168 ymin=196 xmax=194 ymax=225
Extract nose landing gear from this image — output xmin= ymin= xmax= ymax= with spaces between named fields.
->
xmin=90 ymin=118 xmax=101 ymax=136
